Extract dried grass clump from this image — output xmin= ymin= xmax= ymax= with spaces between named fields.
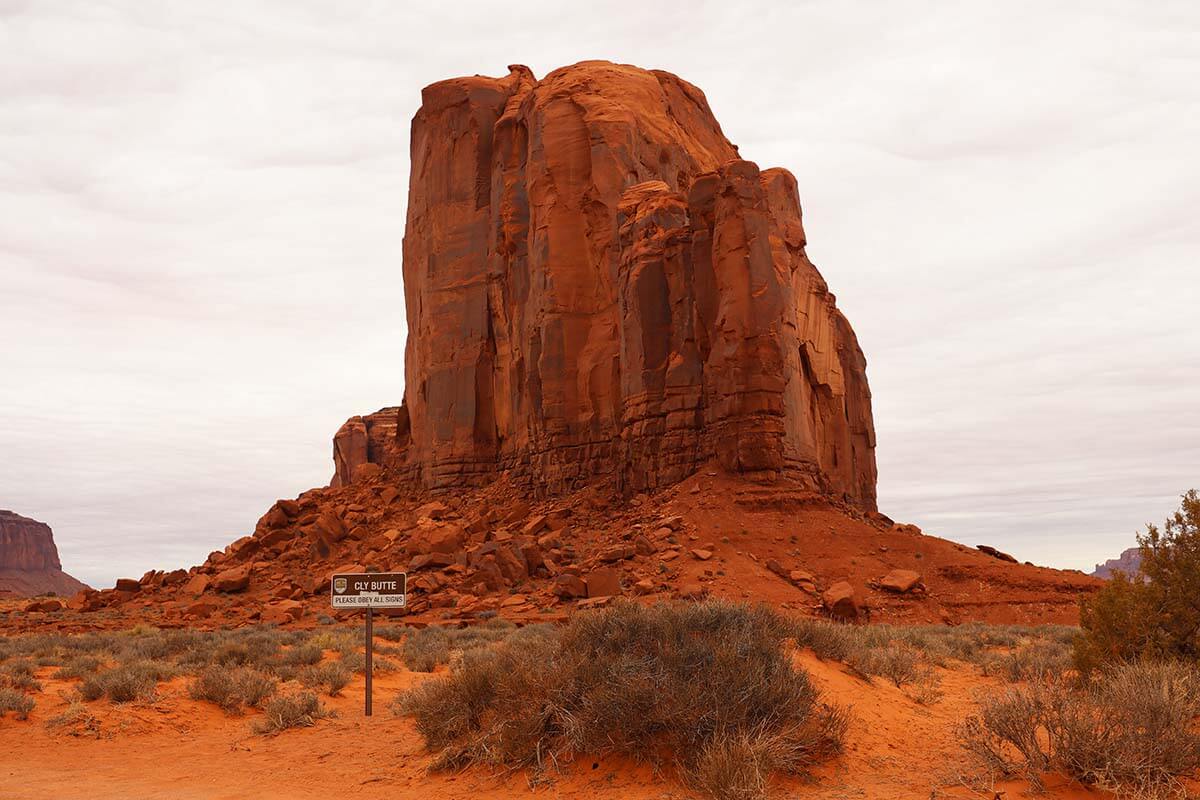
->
xmin=400 ymin=620 xmax=516 ymax=673
xmin=189 ymin=666 xmax=278 ymax=713
xmin=254 ymin=690 xmax=329 ymax=734
xmin=959 ymin=661 xmax=1200 ymax=796
xmin=399 ymin=601 xmax=846 ymax=799
xmin=0 ymin=687 xmax=35 ymax=720
xmin=298 ymin=661 xmax=352 ymax=697
xmin=980 ymin=639 xmax=1072 ymax=683
xmin=53 ymin=655 xmax=103 ymax=681
xmin=80 ymin=661 xmax=172 ymax=703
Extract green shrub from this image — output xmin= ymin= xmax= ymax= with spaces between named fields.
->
xmin=399 ymin=601 xmax=846 ymax=798
xmin=1075 ymin=490 xmax=1200 ymax=672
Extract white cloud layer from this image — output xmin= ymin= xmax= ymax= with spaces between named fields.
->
xmin=1 ymin=1 xmax=1197 ymax=587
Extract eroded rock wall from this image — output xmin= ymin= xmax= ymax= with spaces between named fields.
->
xmin=338 ymin=61 xmax=877 ymax=510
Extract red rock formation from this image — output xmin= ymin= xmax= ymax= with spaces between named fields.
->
xmin=330 ymin=406 xmax=408 ymax=487
xmin=0 ymin=510 xmax=88 ymax=597
xmin=335 ymin=60 xmax=877 ymax=509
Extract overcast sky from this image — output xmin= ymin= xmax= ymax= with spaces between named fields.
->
xmin=2 ymin=1 xmax=1197 ymax=588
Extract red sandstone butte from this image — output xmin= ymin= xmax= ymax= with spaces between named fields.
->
xmin=0 ymin=510 xmax=88 ymax=597
xmin=332 ymin=60 xmax=877 ymax=509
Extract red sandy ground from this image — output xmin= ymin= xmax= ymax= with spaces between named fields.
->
xmin=0 ymin=648 xmax=1133 ymax=800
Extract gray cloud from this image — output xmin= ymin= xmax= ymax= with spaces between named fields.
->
xmin=1 ymin=0 xmax=1196 ymax=587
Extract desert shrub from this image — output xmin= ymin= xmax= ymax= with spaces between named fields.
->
xmin=400 ymin=601 xmax=846 ymax=798
xmin=792 ymin=618 xmax=858 ymax=661
xmin=374 ymin=624 xmax=410 ymax=642
xmin=54 ymin=655 xmax=103 ymax=681
xmin=959 ymin=661 xmax=1200 ymax=795
xmin=689 ymin=731 xmax=772 ymax=800
xmin=848 ymin=643 xmax=922 ymax=687
xmin=254 ymin=691 xmax=328 ymax=734
xmin=298 ymin=661 xmax=351 ymax=696
xmin=1075 ymin=490 xmax=1200 ymax=673
xmin=401 ymin=627 xmax=453 ymax=672
xmin=0 ymin=671 xmax=42 ymax=693
xmin=981 ymin=639 xmax=1071 ymax=682
xmin=189 ymin=666 xmax=278 ymax=713
xmin=0 ymin=687 xmax=35 ymax=719
xmin=279 ymin=642 xmax=323 ymax=667
xmin=400 ymin=620 xmax=518 ymax=673
xmin=904 ymin=666 xmax=945 ymax=705
xmin=2 ymin=658 xmax=36 ymax=678
xmin=81 ymin=661 xmax=170 ymax=703
xmin=44 ymin=701 xmax=100 ymax=736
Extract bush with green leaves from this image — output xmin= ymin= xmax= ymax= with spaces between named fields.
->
xmin=1075 ymin=490 xmax=1200 ymax=672
xmin=399 ymin=601 xmax=846 ymax=800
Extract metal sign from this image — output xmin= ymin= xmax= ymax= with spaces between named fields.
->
xmin=330 ymin=572 xmax=406 ymax=609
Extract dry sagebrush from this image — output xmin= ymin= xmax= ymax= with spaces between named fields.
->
xmin=399 ymin=601 xmax=846 ymax=800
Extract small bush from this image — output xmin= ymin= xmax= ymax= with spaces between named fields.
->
xmin=80 ymin=662 xmax=169 ymax=703
xmin=255 ymin=691 xmax=328 ymax=734
xmin=848 ymin=644 xmax=922 ymax=687
xmin=189 ymin=666 xmax=278 ymax=713
xmin=54 ymin=655 xmax=103 ymax=681
xmin=959 ymin=662 xmax=1200 ymax=795
xmin=401 ymin=627 xmax=452 ymax=672
xmin=44 ymin=702 xmax=100 ymax=737
xmin=400 ymin=601 xmax=845 ymax=798
xmin=1075 ymin=490 xmax=1200 ymax=672
xmin=298 ymin=662 xmax=352 ymax=697
xmin=0 ymin=687 xmax=35 ymax=719
xmin=279 ymin=643 xmax=323 ymax=667
xmin=980 ymin=639 xmax=1071 ymax=682
xmin=1 ymin=670 xmax=43 ymax=693
xmin=400 ymin=621 xmax=517 ymax=673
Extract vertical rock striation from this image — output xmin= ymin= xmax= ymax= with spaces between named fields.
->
xmin=335 ymin=61 xmax=877 ymax=510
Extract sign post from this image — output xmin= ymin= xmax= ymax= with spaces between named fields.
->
xmin=330 ymin=571 xmax=406 ymax=717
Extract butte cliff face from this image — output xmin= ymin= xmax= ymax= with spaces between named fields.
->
xmin=334 ymin=61 xmax=877 ymax=510
xmin=0 ymin=510 xmax=88 ymax=597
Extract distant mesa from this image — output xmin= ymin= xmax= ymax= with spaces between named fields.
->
xmin=0 ymin=510 xmax=89 ymax=597
xmin=1092 ymin=546 xmax=1141 ymax=579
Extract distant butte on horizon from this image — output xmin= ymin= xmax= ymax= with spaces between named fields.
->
xmin=0 ymin=509 xmax=88 ymax=598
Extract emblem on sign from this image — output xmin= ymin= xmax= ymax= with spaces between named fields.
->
xmin=333 ymin=577 xmax=347 ymax=594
